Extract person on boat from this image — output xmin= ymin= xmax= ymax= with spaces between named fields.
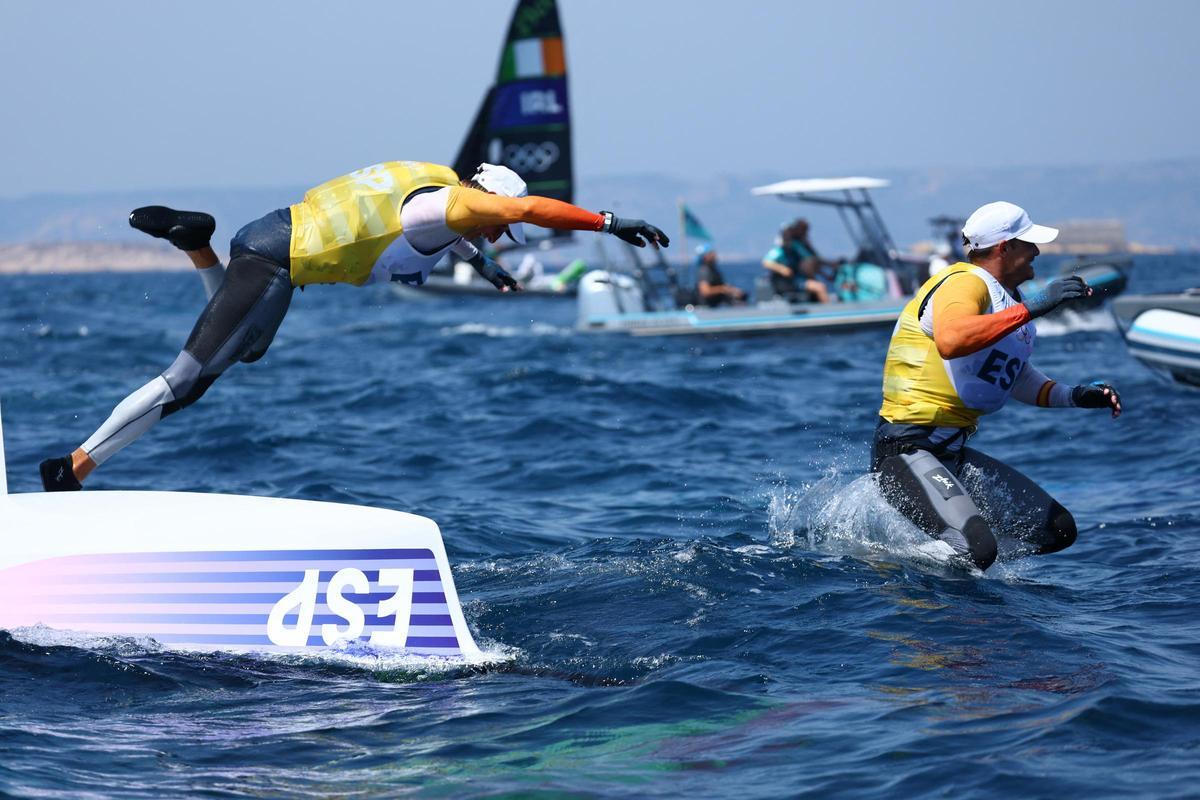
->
xmin=761 ymin=220 xmax=832 ymax=303
xmin=788 ymin=219 xmax=841 ymax=280
xmin=871 ymin=201 xmax=1122 ymax=571
xmin=39 ymin=161 xmax=669 ymax=491
xmin=695 ymin=245 xmax=746 ymax=307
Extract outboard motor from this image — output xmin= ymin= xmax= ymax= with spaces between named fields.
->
xmin=577 ymin=271 xmax=647 ymax=322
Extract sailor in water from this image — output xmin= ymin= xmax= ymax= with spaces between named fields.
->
xmin=872 ymin=201 xmax=1121 ymax=570
xmin=40 ymin=161 xmax=668 ymax=490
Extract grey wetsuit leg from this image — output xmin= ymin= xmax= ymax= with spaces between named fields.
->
xmin=957 ymin=447 xmax=1077 ymax=555
xmin=197 ymin=262 xmax=226 ymax=300
xmin=877 ymin=449 xmax=998 ymax=570
xmin=81 ymin=255 xmax=292 ymax=465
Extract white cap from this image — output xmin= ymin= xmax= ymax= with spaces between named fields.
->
xmin=472 ymin=163 xmax=528 ymax=244
xmin=961 ymin=201 xmax=1058 ymax=251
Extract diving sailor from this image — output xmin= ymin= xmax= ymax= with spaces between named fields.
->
xmin=40 ymin=161 xmax=668 ymax=490
xmin=872 ymin=201 xmax=1121 ymax=570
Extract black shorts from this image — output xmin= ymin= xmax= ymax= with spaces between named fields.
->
xmin=871 ymin=419 xmax=1076 ymax=565
xmin=183 ymin=253 xmax=293 ymax=370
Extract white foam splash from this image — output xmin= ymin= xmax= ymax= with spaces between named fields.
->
xmin=1034 ymin=308 xmax=1117 ymax=336
xmin=438 ymin=322 xmax=570 ymax=338
xmin=7 ymin=624 xmax=164 ymax=656
xmin=766 ymin=467 xmax=966 ymax=571
xmin=265 ymin=638 xmax=516 ymax=673
xmin=5 ymin=624 xmax=514 ymax=674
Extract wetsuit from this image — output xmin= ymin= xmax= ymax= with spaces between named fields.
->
xmin=872 ymin=263 xmax=1080 ymax=570
xmin=80 ymin=161 xmax=606 ymax=467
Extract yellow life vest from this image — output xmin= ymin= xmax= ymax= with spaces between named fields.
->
xmin=288 ymin=161 xmax=460 ymax=287
xmin=879 ymin=263 xmax=1036 ymax=428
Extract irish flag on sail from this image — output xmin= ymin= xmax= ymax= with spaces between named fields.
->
xmin=453 ymin=0 xmax=575 ymax=225
xmin=500 ymin=37 xmax=566 ymax=80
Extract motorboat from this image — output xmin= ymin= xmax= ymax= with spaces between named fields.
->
xmin=393 ymin=255 xmax=587 ymax=299
xmin=1112 ymin=290 xmax=1200 ymax=387
xmin=576 ymin=177 xmax=914 ymax=337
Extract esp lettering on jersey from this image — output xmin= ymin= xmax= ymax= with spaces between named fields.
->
xmin=975 ymin=348 xmax=1025 ymax=390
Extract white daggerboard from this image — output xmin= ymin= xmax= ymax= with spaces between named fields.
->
xmin=0 ymin=403 xmax=482 ymax=659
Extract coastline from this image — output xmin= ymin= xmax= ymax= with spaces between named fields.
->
xmin=0 ymin=242 xmax=211 ymax=274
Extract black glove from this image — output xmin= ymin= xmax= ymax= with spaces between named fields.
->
xmin=602 ymin=212 xmax=670 ymax=248
xmin=1023 ymin=275 xmax=1091 ymax=318
xmin=471 ymin=255 xmax=522 ymax=292
xmin=1072 ymin=381 xmax=1122 ymax=418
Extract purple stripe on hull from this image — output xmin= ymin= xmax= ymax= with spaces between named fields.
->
xmin=0 ymin=548 xmax=475 ymax=657
xmin=40 ymin=613 xmax=455 ymax=626
xmin=17 ymin=592 xmax=449 ymax=605
xmin=31 ymin=569 xmax=445 ymax=584
xmin=35 ymin=549 xmax=438 ymax=563
xmin=146 ymin=633 xmax=461 ymax=649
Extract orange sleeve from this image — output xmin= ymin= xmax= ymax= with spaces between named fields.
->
xmin=932 ymin=273 xmax=1032 ymax=359
xmin=444 ymin=187 xmax=605 ymax=235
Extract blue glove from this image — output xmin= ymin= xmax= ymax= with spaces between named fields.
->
xmin=602 ymin=212 xmax=670 ymax=248
xmin=1072 ymin=381 xmax=1122 ymax=418
xmin=1023 ymin=275 xmax=1091 ymax=318
xmin=471 ymin=255 xmax=521 ymax=292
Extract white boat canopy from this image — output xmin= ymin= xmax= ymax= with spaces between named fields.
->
xmin=751 ymin=177 xmax=890 ymax=197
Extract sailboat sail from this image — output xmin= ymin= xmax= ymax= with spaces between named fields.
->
xmin=453 ymin=0 xmax=573 ymax=241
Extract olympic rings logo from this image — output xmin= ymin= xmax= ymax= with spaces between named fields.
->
xmin=503 ymin=142 xmax=560 ymax=173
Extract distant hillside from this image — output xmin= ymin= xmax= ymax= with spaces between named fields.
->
xmin=0 ymin=158 xmax=1195 ymax=269
xmin=579 ymin=157 xmax=1200 ymax=259
xmin=0 ymin=187 xmax=301 ymax=249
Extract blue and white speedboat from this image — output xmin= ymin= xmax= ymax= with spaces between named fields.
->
xmin=576 ymin=271 xmax=906 ymax=336
xmin=1112 ymin=290 xmax=1200 ymax=388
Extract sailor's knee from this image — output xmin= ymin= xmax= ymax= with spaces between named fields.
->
xmin=1043 ymin=501 xmax=1077 ymax=554
xmin=963 ymin=516 xmax=998 ymax=571
xmin=159 ymin=351 xmax=216 ymax=417
xmin=239 ymin=347 xmax=267 ymax=364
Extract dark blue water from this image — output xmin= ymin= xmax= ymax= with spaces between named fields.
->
xmin=1 ymin=256 xmax=1198 ymax=798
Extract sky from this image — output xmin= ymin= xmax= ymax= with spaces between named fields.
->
xmin=2 ymin=0 xmax=1198 ymax=198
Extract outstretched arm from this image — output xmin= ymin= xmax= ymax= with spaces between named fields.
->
xmin=1011 ymin=363 xmax=1122 ymax=417
xmin=931 ymin=274 xmax=1094 ymax=360
xmin=445 ymin=188 xmax=669 ymax=247
xmin=446 ymin=188 xmax=604 ymax=232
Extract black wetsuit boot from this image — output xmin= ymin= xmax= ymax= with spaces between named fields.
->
xmin=129 ymin=206 xmax=215 ymax=251
xmin=40 ymin=455 xmax=82 ymax=492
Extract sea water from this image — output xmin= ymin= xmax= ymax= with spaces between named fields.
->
xmin=0 ymin=255 xmax=1196 ymax=798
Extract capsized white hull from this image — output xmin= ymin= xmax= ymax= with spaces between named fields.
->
xmin=0 ymin=402 xmax=483 ymax=659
